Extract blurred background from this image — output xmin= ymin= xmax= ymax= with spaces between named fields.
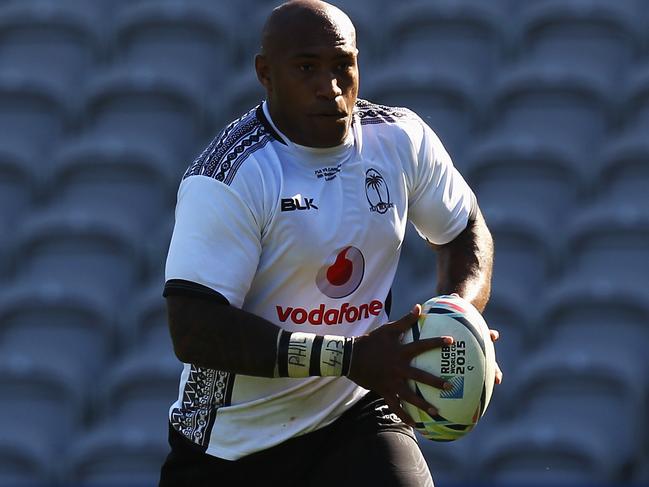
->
xmin=0 ymin=0 xmax=647 ymax=485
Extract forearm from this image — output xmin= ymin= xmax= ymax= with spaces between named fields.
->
xmin=167 ymin=295 xmax=281 ymax=377
xmin=432 ymin=209 xmax=494 ymax=312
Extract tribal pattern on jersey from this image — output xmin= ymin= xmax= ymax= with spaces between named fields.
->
xmin=170 ymin=365 xmax=235 ymax=448
xmin=355 ymin=99 xmax=415 ymax=126
xmin=183 ymin=106 xmax=272 ymax=186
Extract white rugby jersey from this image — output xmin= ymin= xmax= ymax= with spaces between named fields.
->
xmin=164 ymin=99 xmax=477 ymax=460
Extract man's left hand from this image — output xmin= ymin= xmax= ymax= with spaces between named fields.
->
xmin=490 ymin=328 xmax=503 ymax=385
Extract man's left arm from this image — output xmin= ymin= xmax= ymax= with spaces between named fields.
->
xmin=405 ymin=117 xmax=501 ymax=382
xmin=430 ymin=207 xmax=502 ymax=384
xmin=430 ymin=206 xmax=493 ymax=313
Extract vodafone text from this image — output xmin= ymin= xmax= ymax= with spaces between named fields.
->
xmin=276 ymin=301 xmax=383 ymax=325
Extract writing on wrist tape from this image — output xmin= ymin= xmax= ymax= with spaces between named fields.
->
xmin=275 ymin=330 xmax=354 ymax=378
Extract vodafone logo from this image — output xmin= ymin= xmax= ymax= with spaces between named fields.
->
xmin=276 ymin=301 xmax=384 ymax=326
xmin=275 ymin=247 xmax=382 ymax=326
xmin=315 ymin=246 xmax=364 ymax=299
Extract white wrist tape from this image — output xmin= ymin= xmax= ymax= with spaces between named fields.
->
xmin=275 ymin=330 xmax=354 ymax=378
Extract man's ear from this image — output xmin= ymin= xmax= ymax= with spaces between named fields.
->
xmin=255 ymin=54 xmax=272 ymax=91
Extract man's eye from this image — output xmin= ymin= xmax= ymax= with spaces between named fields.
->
xmin=337 ymin=62 xmax=353 ymax=71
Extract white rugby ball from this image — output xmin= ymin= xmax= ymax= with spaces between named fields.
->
xmin=402 ymin=294 xmax=496 ymax=441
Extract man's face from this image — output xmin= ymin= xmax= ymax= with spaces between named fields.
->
xmin=256 ymin=26 xmax=359 ymax=148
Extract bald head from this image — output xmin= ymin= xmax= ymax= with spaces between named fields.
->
xmin=255 ymin=0 xmax=360 ymax=148
xmin=261 ymin=0 xmax=356 ymax=59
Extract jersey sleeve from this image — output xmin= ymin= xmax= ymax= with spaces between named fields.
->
xmin=407 ymin=120 xmax=477 ymax=245
xmin=164 ymin=175 xmax=262 ymax=308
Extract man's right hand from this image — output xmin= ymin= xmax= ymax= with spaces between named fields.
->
xmin=347 ymin=304 xmax=454 ymax=426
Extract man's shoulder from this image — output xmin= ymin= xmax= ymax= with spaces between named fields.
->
xmin=355 ymin=99 xmax=428 ymax=153
xmin=182 ymin=105 xmax=279 ymax=186
xmin=354 ymin=99 xmax=422 ymax=128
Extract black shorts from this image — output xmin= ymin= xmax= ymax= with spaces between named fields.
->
xmin=159 ymin=392 xmax=433 ymax=487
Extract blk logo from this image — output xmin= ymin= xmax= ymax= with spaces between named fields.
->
xmin=281 ymin=196 xmax=318 ymax=212
xmin=316 ymin=246 xmax=364 ymax=299
xmin=365 ymin=168 xmax=394 ymax=214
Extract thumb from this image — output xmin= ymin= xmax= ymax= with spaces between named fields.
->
xmin=392 ymin=303 xmax=421 ymax=332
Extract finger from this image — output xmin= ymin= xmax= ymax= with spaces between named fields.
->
xmin=490 ymin=329 xmax=500 ymax=342
xmin=383 ymin=395 xmax=416 ymax=427
xmin=406 ymin=366 xmax=449 ymax=390
xmin=402 ymin=336 xmax=453 ymax=358
xmin=495 ymin=362 xmax=503 ymax=385
xmin=398 ymin=386 xmax=438 ymax=417
xmin=391 ymin=304 xmax=421 ymax=332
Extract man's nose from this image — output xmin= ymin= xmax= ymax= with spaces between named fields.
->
xmin=315 ymin=74 xmax=343 ymax=99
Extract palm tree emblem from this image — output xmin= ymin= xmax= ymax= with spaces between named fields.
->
xmin=365 ymin=168 xmax=392 ymax=214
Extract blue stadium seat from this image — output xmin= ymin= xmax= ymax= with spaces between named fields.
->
xmin=215 ymin=70 xmax=265 ymax=130
xmin=536 ymin=277 xmax=649 ymax=374
xmin=482 ymin=207 xmax=557 ymax=304
xmin=7 ymin=209 xmax=144 ymax=302
xmin=466 ymin=136 xmax=585 ymax=226
xmin=0 ymin=225 xmax=7 ymax=277
xmin=634 ymin=453 xmax=649 ymax=485
xmin=0 ymin=351 xmax=84 ymax=451
xmin=0 ymin=2 xmax=102 ymax=91
xmin=511 ymin=0 xmax=641 ymax=17
xmin=142 ymin=218 xmax=174 ymax=287
xmin=516 ymin=0 xmax=641 ymax=86
xmin=480 ymin=287 xmax=531 ymax=419
xmin=475 ymin=417 xmax=620 ymax=484
xmin=0 ymin=281 xmax=116 ymax=382
xmin=386 ymin=0 xmax=507 ymax=87
xmin=591 ymin=134 xmax=649 ymax=210
xmin=46 ymin=137 xmax=177 ymax=231
xmin=0 ymin=148 xmax=36 ymax=230
xmin=113 ymin=2 xmax=233 ymax=93
xmin=82 ymin=68 xmax=207 ymax=161
xmin=94 ymin=352 xmax=181 ymax=435
xmin=121 ymin=282 xmax=170 ymax=354
xmin=230 ymin=0 xmax=375 ymax=25
xmin=0 ymin=71 xmax=70 ymax=157
xmin=561 ymin=205 xmax=649 ymax=285
xmin=622 ymin=67 xmax=649 ymax=140
xmin=232 ymin=4 xmax=279 ymax=71
xmin=63 ymin=426 xmax=168 ymax=486
xmin=61 ymin=0 xmax=149 ymax=21
xmin=504 ymin=346 xmax=645 ymax=465
xmin=488 ymin=66 xmax=611 ymax=160
xmin=0 ymin=433 xmax=54 ymax=486
xmin=364 ymin=66 xmax=481 ymax=161
xmin=499 ymin=0 xmax=544 ymax=15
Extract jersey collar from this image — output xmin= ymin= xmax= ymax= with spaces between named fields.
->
xmin=256 ymin=103 xmax=287 ymax=145
xmin=260 ymin=101 xmax=356 ymax=159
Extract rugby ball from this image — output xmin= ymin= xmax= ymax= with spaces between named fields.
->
xmin=402 ymin=295 xmax=496 ymax=441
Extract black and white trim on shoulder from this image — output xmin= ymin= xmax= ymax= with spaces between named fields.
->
xmin=183 ymin=105 xmax=283 ymax=186
xmin=355 ymin=99 xmax=417 ymax=126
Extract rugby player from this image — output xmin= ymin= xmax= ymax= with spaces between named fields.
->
xmin=160 ymin=1 xmax=500 ymax=485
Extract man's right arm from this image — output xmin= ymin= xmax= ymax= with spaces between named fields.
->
xmin=167 ymin=295 xmax=281 ymax=377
